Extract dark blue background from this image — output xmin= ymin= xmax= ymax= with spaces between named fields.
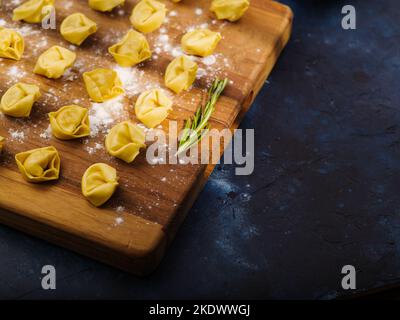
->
xmin=1 ymin=0 xmax=400 ymax=299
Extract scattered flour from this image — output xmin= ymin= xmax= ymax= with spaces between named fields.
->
xmin=7 ymin=66 xmax=26 ymax=80
xmin=197 ymin=68 xmax=207 ymax=78
xmin=116 ymin=206 xmax=125 ymax=213
xmin=85 ymin=142 xmax=104 ymax=155
xmin=113 ymin=65 xmax=159 ymax=97
xmin=186 ymin=23 xmax=209 ymax=32
xmin=9 ymin=0 xmax=23 ymax=6
xmin=9 ymin=129 xmax=25 ymax=142
xmin=39 ymin=125 xmax=52 ymax=140
xmin=16 ymin=25 xmax=40 ymax=37
xmin=114 ymin=216 xmax=124 ymax=226
xmin=62 ymin=68 xmax=78 ymax=81
xmin=89 ymin=96 xmax=125 ymax=137
xmin=152 ymin=32 xmax=180 ymax=59
xmin=64 ymin=1 xmax=73 ymax=10
xmin=29 ymin=35 xmax=48 ymax=55
xmin=202 ymin=55 xmax=217 ymax=66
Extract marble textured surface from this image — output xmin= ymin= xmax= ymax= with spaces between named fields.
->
xmin=1 ymin=0 xmax=400 ymax=299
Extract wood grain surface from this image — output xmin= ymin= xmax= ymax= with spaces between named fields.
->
xmin=0 ymin=0 xmax=292 ymax=275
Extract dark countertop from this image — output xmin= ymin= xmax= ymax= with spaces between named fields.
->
xmin=1 ymin=0 xmax=400 ymax=299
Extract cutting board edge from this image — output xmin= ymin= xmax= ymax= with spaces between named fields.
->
xmin=161 ymin=4 xmax=294 ymax=262
xmin=0 ymin=167 xmax=168 ymax=275
xmin=0 ymin=198 xmax=168 ymax=275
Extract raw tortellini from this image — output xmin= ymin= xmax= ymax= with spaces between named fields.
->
xmin=210 ymin=0 xmax=250 ymax=22
xmin=0 ymin=27 xmax=24 ymax=60
xmin=181 ymin=29 xmax=221 ymax=57
xmin=130 ymin=0 xmax=166 ymax=34
xmin=165 ymin=55 xmax=198 ymax=94
xmin=60 ymin=13 xmax=97 ymax=46
xmin=49 ymin=105 xmax=90 ymax=140
xmin=83 ymin=68 xmax=124 ymax=102
xmin=0 ymin=82 xmax=41 ymax=117
xmin=13 ymin=0 xmax=55 ymax=23
xmin=105 ymin=121 xmax=146 ymax=163
xmin=15 ymin=146 xmax=60 ymax=183
xmin=34 ymin=46 xmax=76 ymax=79
xmin=135 ymin=89 xmax=173 ymax=128
xmin=88 ymin=0 xmax=125 ymax=12
xmin=0 ymin=136 xmax=4 ymax=153
xmin=81 ymin=163 xmax=119 ymax=207
xmin=108 ymin=30 xmax=151 ymax=67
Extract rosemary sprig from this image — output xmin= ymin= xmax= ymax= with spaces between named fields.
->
xmin=177 ymin=78 xmax=228 ymax=155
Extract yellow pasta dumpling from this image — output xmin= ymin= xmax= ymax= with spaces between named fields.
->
xmin=15 ymin=146 xmax=60 ymax=183
xmin=34 ymin=46 xmax=76 ymax=79
xmin=165 ymin=55 xmax=198 ymax=94
xmin=0 ymin=82 xmax=41 ymax=117
xmin=0 ymin=27 xmax=24 ymax=60
xmin=81 ymin=163 xmax=119 ymax=207
xmin=105 ymin=121 xmax=146 ymax=163
xmin=135 ymin=89 xmax=172 ymax=128
xmin=83 ymin=68 xmax=124 ymax=102
xmin=0 ymin=136 xmax=4 ymax=153
xmin=13 ymin=0 xmax=54 ymax=23
xmin=88 ymin=0 xmax=125 ymax=12
xmin=108 ymin=30 xmax=151 ymax=67
xmin=210 ymin=0 xmax=249 ymax=22
xmin=49 ymin=105 xmax=90 ymax=140
xmin=181 ymin=29 xmax=221 ymax=57
xmin=130 ymin=0 xmax=166 ymax=34
xmin=60 ymin=13 xmax=97 ymax=46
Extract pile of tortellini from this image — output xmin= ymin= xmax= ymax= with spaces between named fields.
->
xmin=0 ymin=0 xmax=249 ymax=207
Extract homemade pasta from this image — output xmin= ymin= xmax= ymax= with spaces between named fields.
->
xmin=88 ymin=0 xmax=125 ymax=12
xmin=83 ymin=68 xmax=125 ymax=102
xmin=81 ymin=163 xmax=119 ymax=207
xmin=34 ymin=46 xmax=76 ymax=79
xmin=130 ymin=0 xmax=166 ymax=33
xmin=210 ymin=0 xmax=250 ymax=22
xmin=49 ymin=105 xmax=90 ymax=140
xmin=15 ymin=146 xmax=60 ymax=183
xmin=135 ymin=89 xmax=173 ymax=128
xmin=0 ymin=27 xmax=24 ymax=60
xmin=181 ymin=29 xmax=221 ymax=57
xmin=0 ymin=83 xmax=41 ymax=117
xmin=13 ymin=0 xmax=54 ymax=23
xmin=109 ymin=30 xmax=152 ymax=67
xmin=105 ymin=121 xmax=146 ymax=163
xmin=165 ymin=55 xmax=198 ymax=94
xmin=60 ymin=13 xmax=97 ymax=46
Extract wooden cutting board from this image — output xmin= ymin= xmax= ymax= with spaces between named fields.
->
xmin=0 ymin=0 xmax=292 ymax=275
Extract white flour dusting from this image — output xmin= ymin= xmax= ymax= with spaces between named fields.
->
xmin=113 ymin=65 xmax=159 ymax=97
xmin=39 ymin=125 xmax=52 ymax=140
xmin=9 ymin=129 xmax=25 ymax=142
xmin=7 ymin=66 xmax=26 ymax=80
xmin=89 ymin=96 xmax=125 ymax=137
xmin=114 ymin=217 xmax=124 ymax=225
